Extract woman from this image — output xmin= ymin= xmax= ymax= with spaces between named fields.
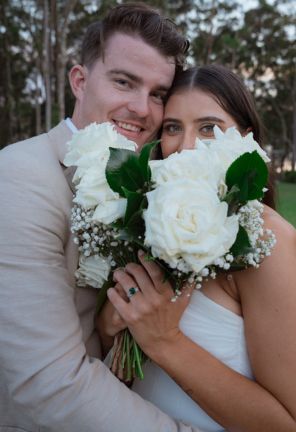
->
xmin=97 ymin=65 xmax=296 ymax=431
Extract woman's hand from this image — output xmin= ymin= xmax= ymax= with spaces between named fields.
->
xmin=96 ymin=283 xmax=127 ymax=357
xmin=107 ymin=250 xmax=193 ymax=359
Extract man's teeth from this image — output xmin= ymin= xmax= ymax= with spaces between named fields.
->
xmin=117 ymin=121 xmax=141 ymax=132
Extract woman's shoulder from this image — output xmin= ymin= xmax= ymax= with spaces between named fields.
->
xmin=263 ymin=205 xmax=296 ymax=244
xmin=234 ymin=205 xmax=296 ymax=294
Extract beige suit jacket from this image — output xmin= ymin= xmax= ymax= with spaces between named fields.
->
xmin=0 ymin=121 xmax=203 ymax=432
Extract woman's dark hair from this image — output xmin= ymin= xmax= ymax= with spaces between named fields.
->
xmin=81 ymin=3 xmax=189 ymax=74
xmin=167 ymin=65 xmax=275 ymax=208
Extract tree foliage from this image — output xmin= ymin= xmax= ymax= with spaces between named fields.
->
xmin=0 ymin=0 xmax=295 ymax=169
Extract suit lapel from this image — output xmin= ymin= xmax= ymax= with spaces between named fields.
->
xmin=47 ymin=120 xmax=77 ymax=193
xmin=64 ymin=165 xmax=76 ymax=194
xmin=47 ymin=120 xmax=73 ymax=165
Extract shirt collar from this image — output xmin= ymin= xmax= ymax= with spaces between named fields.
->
xmin=65 ymin=117 xmax=78 ymax=133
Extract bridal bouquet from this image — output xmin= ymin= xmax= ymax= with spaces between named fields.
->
xmin=64 ymin=122 xmax=276 ymax=382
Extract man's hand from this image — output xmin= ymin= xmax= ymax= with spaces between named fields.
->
xmin=96 ymin=283 xmax=127 ymax=357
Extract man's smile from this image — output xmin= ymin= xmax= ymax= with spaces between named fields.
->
xmin=115 ymin=121 xmax=142 ymax=133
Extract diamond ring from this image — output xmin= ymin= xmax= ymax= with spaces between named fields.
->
xmin=127 ymin=286 xmax=139 ymax=299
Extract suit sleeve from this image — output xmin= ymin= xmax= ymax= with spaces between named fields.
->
xmin=0 ymin=144 xmax=204 ymax=432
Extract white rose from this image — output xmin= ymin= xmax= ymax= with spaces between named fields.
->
xmin=149 ymin=143 xmax=223 ymax=190
xmin=64 ymin=122 xmax=137 ymax=173
xmin=202 ymin=127 xmax=270 ymax=177
xmin=92 ymin=199 xmax=127 ymax=225
xmin=64 ymin=122 xmax=137 ymax=222
xmin=73 ymin=166 xmax=116 ymax=208
xmin=144 ymin=179 xmax=239 ymax=273
xmin=75 ymin=255 xmax=111 ymax=289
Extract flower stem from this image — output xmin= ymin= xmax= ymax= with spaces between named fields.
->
xmin=125 ymin=331 xmax=132 ymax=382
xmin=133 ymin=339 xmax=144 ymax=380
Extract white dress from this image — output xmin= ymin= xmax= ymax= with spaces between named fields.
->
xmin=132 ymin=290 xmax=254 ymax=432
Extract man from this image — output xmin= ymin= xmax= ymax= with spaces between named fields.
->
xmin=0 ymin=3 xmax=205 ymax=432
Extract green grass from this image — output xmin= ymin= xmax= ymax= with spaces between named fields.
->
xmin=276 ymin=182 xmax=296 ymax=228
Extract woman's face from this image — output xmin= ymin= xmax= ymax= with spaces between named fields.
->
xmin=161 ymin=88 xmax=240 ymax=158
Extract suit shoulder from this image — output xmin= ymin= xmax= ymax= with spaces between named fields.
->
xmin=0 ymin=132 xmax=67 ymax=192
xmin=0 ymin=132 xmax=53 ymax=165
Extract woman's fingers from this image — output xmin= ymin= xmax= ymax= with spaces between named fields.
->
xmin=114 ymin=281 xmax=129 ymax=302
xmin=113 ymin=254 xmax=192 ymax=305
xmin=114 ymin=263 xmax=161 ymax=301
xmin=118 ymin=250 xmax=173 ymax=298
xmin=109 ymin=273 xmax=194 ymax=319
xmin=107 ymin=286 xmax=131 ymax=322
xmin=136 ymin=250 xmax=172 ymax=295
xmin=113 ymin=268 xmax=143 ymax=298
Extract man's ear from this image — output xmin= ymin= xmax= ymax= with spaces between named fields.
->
xmin=69 ymin=65 xmax=87 ymax=100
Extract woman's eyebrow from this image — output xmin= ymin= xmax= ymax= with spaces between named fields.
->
xmin=163 ymin=116 xmax=226 ymax=124
xmin=195 ymin=116 xmax=225 ymax=123
xmin=163 ymin=117 xmax=182 ymax=123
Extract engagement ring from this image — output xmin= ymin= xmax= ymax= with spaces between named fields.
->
xmin=127 ymin=287 xmax=139 ymax=299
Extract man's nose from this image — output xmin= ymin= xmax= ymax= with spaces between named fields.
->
xmin=128 ymin=92 xmax=150 ymax=118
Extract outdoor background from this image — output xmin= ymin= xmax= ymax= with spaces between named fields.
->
xmin=0 ymin=0 xmax=295 ymax=226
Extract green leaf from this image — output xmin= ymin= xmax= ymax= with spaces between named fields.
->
xmin=111 ymin=219 xmax=124 ymax=230
xmin=125 ymin=209 xmax=146 ymax=240
xmin=230 ymin=225 xmax=252 ymax=257
xmin=226 ymin=151 xmax=268 ymax=204
xmin=223 ymin=185 xmax=241 ymax=215
xmin=223 ymin=185 xmax=240 ymax=204
xmin=122 ymin=188 xmax=145 ymax=225
xmin=138 ymin=140 xmax=159 ymax=182
xmin=106 ymin=148 xmax=145 ymax=197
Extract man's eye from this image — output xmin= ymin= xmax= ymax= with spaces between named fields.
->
xmin=151 ymin=92 xmax=166 ymax=104
xmin=115 ymin=79 xmax=130 ymax=88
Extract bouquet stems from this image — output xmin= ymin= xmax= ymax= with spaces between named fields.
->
xmin=110 ymin=329 xmax=147 ymax=384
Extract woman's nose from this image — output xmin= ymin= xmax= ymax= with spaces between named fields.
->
xmin=178 ymin=131 xmax=196 ymax=151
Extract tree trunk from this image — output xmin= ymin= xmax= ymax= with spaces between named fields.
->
xmin=2 ymin=1 xmax=15 ymax=143
xmin=35 ymin=75 xmax=42 ymax=136
xmin=43 ymin=0 xmax=52 ymax=131
xmin=54 ymin=0 xmax=77 ymax=121
xmin=291 ymin=77 xmax=296 ymax=171
xmin=269 ymin=94 xmax=291 ymax=172
xmin=35 ymin=53 xmax=42 ymax=135
xmin=57 ymin=32 xmax=66 ymax=121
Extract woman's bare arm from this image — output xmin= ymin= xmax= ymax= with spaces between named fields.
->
xmin=108 ymin=212 xmax=296 ymax=431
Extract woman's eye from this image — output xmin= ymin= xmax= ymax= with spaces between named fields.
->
xmin=199 ymin=124 xmax=215 ymax=136
xmin=163 ymin=124 xmax=182 ymax=134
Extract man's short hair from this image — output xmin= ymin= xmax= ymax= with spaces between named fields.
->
xmin=81 ymin=2 xmax=189 ymax=72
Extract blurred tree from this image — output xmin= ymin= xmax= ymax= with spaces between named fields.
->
xmin=188 ymin=0 xmax=295 ymax=170
xmin=0 ymin=0 xmax=294 ymax=169
xmin=0 ymin=0 xmax=39 ymax=147
xmin=236 ymin=0 xmax=296 ymax=169
xmin=189 ymin=0 xmax=242 ymax=66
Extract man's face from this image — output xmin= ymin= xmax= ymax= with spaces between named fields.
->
xmin=71 ymin=32 xmax=176 ymax=148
